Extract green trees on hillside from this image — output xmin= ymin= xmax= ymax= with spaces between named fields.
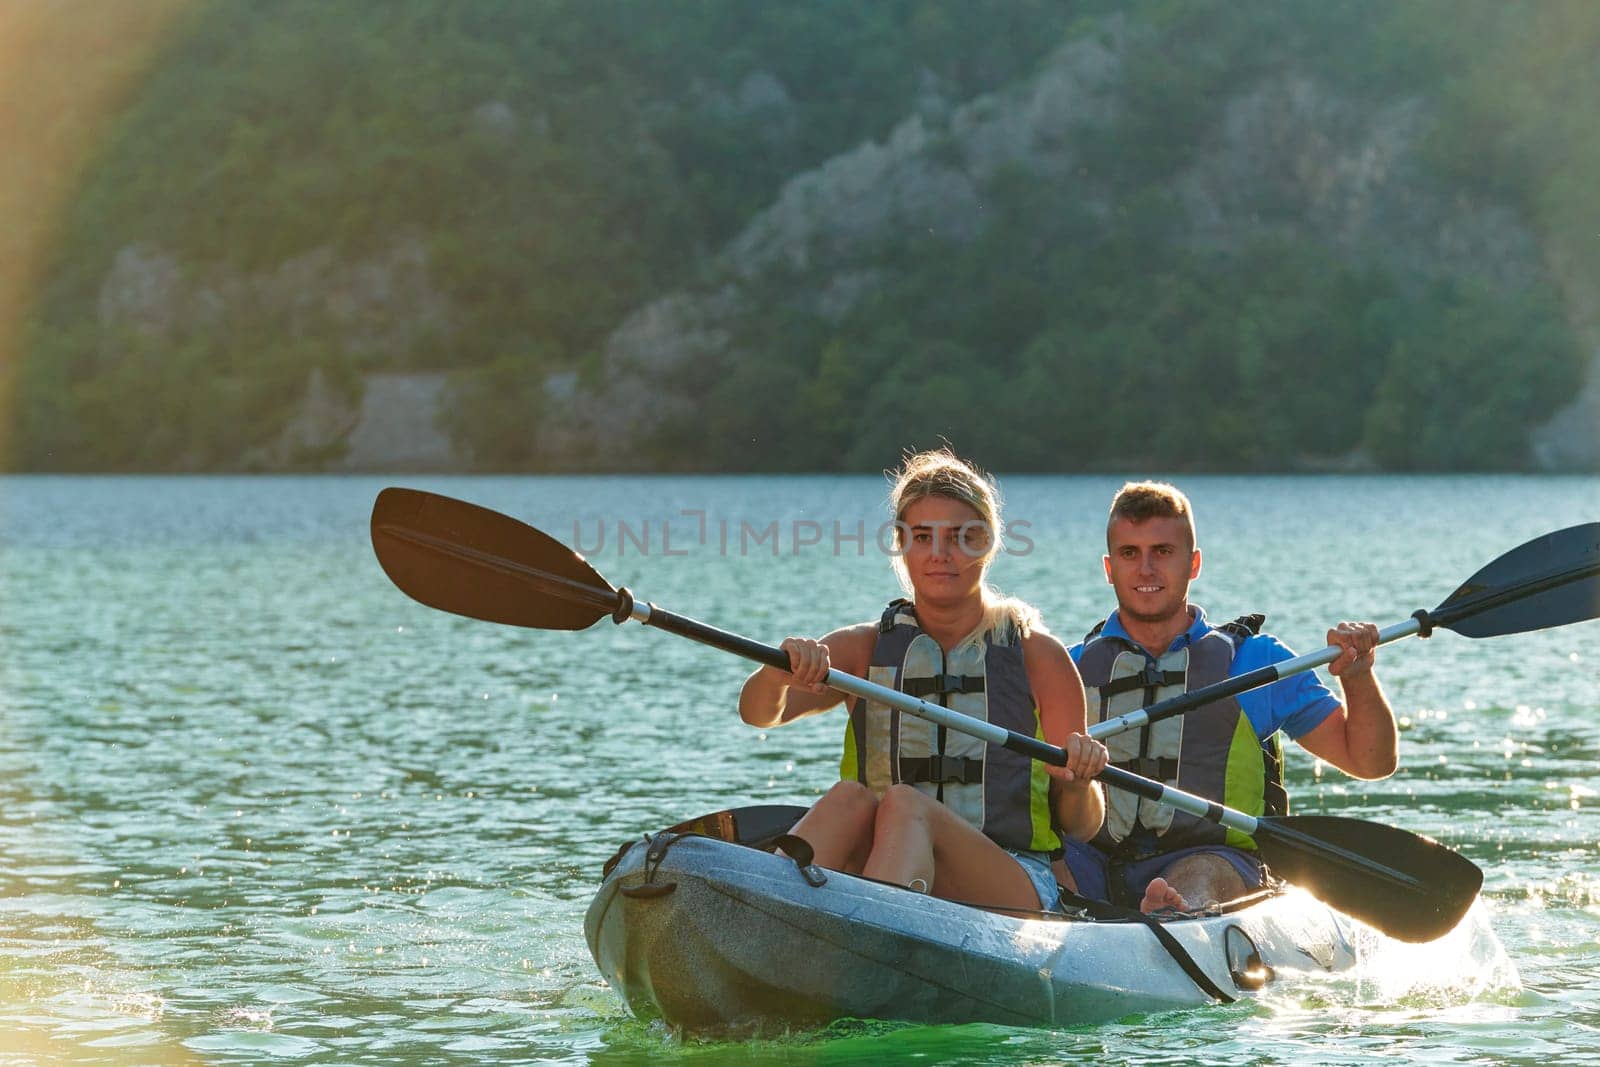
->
xmin=14 ymin=0 xmax=1592 ymax=471
xmin=20 ymin=0 xmax=1074 ymax=470
xmin=688 ymin=200 xmax=1577 ymax=473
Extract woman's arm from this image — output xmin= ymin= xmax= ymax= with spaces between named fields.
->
xmin=738 ymin=623 xmax=876 ymax=728
xmin=1023 ymin=630 xmax=1107 ymax=842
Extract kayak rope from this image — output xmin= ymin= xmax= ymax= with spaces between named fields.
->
xmin=614 ymin=831 xmax=685 ymax=900
xmin=1055 ymin=886 xmax=1237 ymax=1003
xmin=770 ymin=833 xmax=829 ymax=887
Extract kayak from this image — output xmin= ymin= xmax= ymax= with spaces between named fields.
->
xmin=584 ymin=805 xmax=1367 ymax=1031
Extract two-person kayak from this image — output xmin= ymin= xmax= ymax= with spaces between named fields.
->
xmin=586 ymin=805 xmax=1380 ymax=1031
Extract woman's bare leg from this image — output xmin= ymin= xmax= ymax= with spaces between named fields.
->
xmin=863 ymin=784 xmax=1040 ymax=911
xmin=789 ymin=780 xmax=877 ymax=873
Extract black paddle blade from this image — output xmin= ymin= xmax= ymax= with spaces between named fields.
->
xmin=1255 ymin=815 xmax=1482 ymax=944
xmin=1434 ymin=522 xmax=1600 ymax=638
xmin=371 ymin=487 xmax=619 ymax=630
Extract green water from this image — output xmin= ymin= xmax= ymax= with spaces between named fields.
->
xmin=1 ymin=474 xmax=1596 ymax=1065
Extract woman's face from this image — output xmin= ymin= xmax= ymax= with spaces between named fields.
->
xmin=898 ymin=495 xmax=991 ymax=605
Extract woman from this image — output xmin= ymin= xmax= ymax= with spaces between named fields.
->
xmin=739 ymin=450 xmax=1107 ymax=913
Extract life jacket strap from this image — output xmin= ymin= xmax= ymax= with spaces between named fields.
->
xmin=1099 ymin=665 xmax=1186 ymax=698
xmin=1114 ymin=756 xmax=1180 ymax=781
xmin=879 ymin=597 xmax=915 ymax=632
xmin=899 ymin=754 xmax=985 ymax=785
xmin=902 ymin=673 xmax=986 ymax=698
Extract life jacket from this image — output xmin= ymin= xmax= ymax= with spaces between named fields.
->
xmin=1075 ymin=610 xmax=1287 ymax=854
xmin=840 ymin=599 xmax=1060 ymax=854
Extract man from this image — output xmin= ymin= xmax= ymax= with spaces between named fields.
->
xmin=1061 ymin=481 xmax=1397 ymax=914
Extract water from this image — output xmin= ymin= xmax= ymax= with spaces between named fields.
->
xmin=0 ymin=474 xmax=1596 ymax=1065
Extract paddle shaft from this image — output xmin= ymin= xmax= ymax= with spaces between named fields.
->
xmin=625 ymin=593 xmax=1429 ymax=890
xmin=1090 ymin=616 xmax=1422 ymax=741
xmin=373 ymin=518 xmax=1064 ymax=764
xmin=385 ymin=540 xmax=1318 ymax=856
xmin=622 ymin=596 xmax=1066 ymax=763
xmin=1091 ymin=551 xmax=1600 ymax=741
xmin=377 ymin=527 xmax=1230 ymax=824
xmin=626 ymin=597 xmax=1350 ymax=834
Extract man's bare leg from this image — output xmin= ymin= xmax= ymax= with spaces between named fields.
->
xmin=1139 ymin=853 xmax=1247 ymax=913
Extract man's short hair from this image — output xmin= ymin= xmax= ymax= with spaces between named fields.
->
xmin=1107 ymin=481 xmax=1196 ymax=549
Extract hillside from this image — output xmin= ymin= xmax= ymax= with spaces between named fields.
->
xmin=13 ymin=0 xmax=1599 ymax=471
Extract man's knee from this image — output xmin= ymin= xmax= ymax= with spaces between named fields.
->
xmin=1159 ymin=852 xmax=1247 ymax=903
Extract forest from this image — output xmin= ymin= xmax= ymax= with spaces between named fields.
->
xmin=13 ymin=0 xmax=1596 ymax=471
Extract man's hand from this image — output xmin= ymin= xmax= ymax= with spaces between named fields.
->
xmin=1327 ymin=621 xmax=1379 ymax=678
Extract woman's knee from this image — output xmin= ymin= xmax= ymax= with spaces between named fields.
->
xmin=800 ymin=781 xmax=877 ymax=836
xmin=875 ymin=783 xmax=933 ymax=827
xmin=820 ymin=779 xmax=876 ymax=816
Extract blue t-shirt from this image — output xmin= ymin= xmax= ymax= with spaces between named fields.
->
xmin=1068 ymin=605 xmax=1339 ymax=741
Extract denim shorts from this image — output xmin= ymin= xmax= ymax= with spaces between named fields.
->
xmin=1058 ymin=838 xmax=1263 ymax=906
xmin=1006 ymin=848 xmax=1065 ymax=913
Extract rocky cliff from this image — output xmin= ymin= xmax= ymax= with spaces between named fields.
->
xmin=529 ymin=30 xmax=1583 ymax=469
xmin=67 ymin=17 xmax=1598 ymax=472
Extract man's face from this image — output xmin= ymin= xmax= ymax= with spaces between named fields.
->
xmin=1103 ymin=515 xmax=1201 ymax=626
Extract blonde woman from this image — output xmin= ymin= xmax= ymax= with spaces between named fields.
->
xmin=739 ymin=450 xmax=1107 ymax=913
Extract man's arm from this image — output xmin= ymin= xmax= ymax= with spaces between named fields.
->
xmin=1293 ymin=622 xmax=1398 ymax=780
xmin=1024 ymin=631 xmax=1107 ymax=842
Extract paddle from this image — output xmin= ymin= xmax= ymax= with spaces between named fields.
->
xmin=370 ymin=487 xmax=1483 ymax=943
xmin=1090 ymin=522 xmax=1600 ymax=740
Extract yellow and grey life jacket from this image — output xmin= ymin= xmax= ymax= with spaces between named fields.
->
xmin=840 ymin=599 xmax=1060 ymax=854
xmin=1076 ymin=612 xmax=1287 ymax=854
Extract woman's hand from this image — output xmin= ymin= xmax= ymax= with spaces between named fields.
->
xmin=775 ymin=636 xmax=831 ymax=693
xmin=1050 ymin=732 xmax=1108 ymax=786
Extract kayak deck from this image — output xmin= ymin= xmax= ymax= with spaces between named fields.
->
xmin=585 ymin=823 xmax=1363 ymax=1031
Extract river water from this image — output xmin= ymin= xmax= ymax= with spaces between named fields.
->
xmin=0 ymin=474 xmax=1596 ymax=1065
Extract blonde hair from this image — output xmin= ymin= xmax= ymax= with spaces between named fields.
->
xmin=1107 ymin=480 xmax=1197 ymax=549
xmin=887 ymin=448 xmax=1043 ymax=641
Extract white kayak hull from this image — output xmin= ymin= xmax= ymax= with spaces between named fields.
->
xmin=585 ymin=825 xmax=1364 ymax=1031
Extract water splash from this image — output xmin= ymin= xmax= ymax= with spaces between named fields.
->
xmin=1348 ymin=901 xmax=1521 ymax=1006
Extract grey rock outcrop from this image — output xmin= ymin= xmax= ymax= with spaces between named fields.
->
xmin=94 ymin=237 xmax=458 ymax=469
xmin=244 ymin=369 xmax=465 ymax=471
xmin=537 ymin=288 xmax=739 ymax=466
xmin=1530 ymin=349 xmax=1600 ymax=470
xmin=536 ymin=31 xmax=1127 ymax=466
xmin=471 ymin=99 xmax=519 ymax=139
xmin=96 ymin=237 xmax=452 ymax=359
xmin=339 ymin=372 xmax=460 ymax=471
xmin=97 ymin=244 xmax=183 ymax=342
xmin=724 ymin=32 xmax=1122 ymax=280
xmin=1176 ymin=78 xmax=1540 ymax=288
xmin=243 ymin=366 xmax=358 ymax=469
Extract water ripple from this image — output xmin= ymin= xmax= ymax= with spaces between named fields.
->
xmin=2 ymin=474 xmax=1597 ymax=1063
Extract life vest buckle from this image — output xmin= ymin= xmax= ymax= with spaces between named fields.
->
xmin=899 ymin=754 xmax=985 ymax=785
xmin=903 ymin=672 xmax=985 ymax=698
xmin=1144 ymin=663 xmax=1182 ymax=687
xmin=1117 ymin=756 xmax=1179 ymax=781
